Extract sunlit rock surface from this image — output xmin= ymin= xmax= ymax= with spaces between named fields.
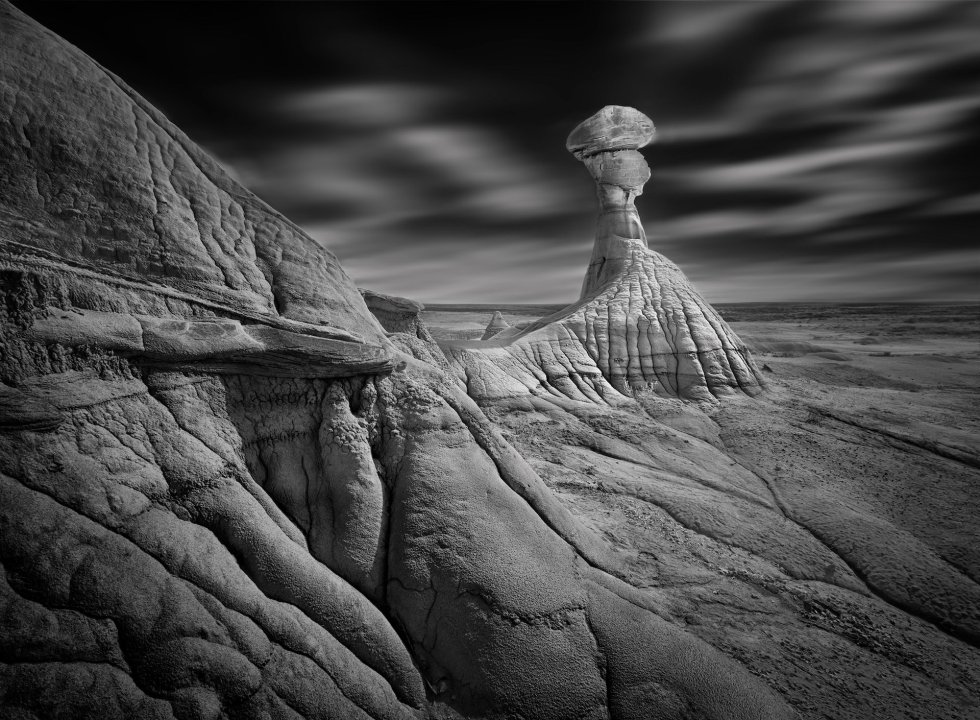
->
xmin=0 ymin=4 xmax=797 ymax=719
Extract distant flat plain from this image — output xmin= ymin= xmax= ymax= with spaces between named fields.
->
xmin=426 ymin=301 xmax=979 ymax=470
xmin=425 ymin=301 xmax=979 ymax=344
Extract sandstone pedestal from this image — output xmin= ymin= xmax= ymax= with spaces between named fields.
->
xmin=448 ymin=105 xmax=765 ymax=401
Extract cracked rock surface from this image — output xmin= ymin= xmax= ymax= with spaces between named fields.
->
xmin=3 ymin=5 xmax=978 ymax=720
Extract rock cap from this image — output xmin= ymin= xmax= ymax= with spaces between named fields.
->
xmin=360 ymin=288 xmax=425 ymax=314
xmin=566 ymin=105 xmax=656 ymax=159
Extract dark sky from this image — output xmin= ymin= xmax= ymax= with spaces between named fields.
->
xmin=16 ymin=1 xmax=980 ymax=303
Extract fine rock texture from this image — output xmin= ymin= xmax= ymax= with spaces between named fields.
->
xmin=444 ymin=106 xmax=764 ymax=402
xmin=0 ymin=4 xmax=795 ymax=720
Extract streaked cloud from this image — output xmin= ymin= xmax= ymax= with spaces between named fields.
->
xmin=220 ymin=80 xmax=581 ymax=299
xmin=630 ymin=0 xmax=980 ymax=303
xmin=34 ymin=0 xmax=978 ymax=303
xmin=277 ymin=83 xmax=449 ymax=127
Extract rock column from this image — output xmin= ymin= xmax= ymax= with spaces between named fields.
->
xmin=566 ymin=106 xmax=656 ymax=298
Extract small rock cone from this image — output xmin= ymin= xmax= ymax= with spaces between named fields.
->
xmin=481 ymin=311 xmax=511 ymax=340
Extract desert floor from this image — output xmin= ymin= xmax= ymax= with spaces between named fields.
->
xmin=425 ymin=302 xmax=980 ymax=720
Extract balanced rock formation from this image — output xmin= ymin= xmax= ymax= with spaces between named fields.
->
xmin=0 ymin=4 xmax=794 ymax=720
xmin=445 ymin=106 xmax=764 ymax=402
xmin=360 ymin=288 xmax=451 ymax=372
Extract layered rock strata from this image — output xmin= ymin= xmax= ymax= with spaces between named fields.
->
xmin=0 ymin=4 xmax=793 ymax=720
xmin=446 ymin=106 xmax=764 ymax=402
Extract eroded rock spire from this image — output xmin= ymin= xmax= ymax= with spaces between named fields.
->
xmin=447 ymin=105 xmax=765 ymax=401
xmin=568 ymin=106 xmax=656 ymax=297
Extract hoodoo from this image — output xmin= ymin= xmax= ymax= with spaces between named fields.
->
xmin=568 ymin=105 xmax=656 ymax=298
xmin=447 ymin=106 xmax=765 ymax=402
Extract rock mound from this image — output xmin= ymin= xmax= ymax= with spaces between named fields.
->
xmin=480 ymin=311 xmax=510 ymax=340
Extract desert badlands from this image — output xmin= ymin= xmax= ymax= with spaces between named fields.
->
xmin=1 ymin=3 xmax=978 ymax=719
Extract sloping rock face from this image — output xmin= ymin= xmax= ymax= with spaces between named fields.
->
xmin=0 ymin=5 xmax=379 ymax=341
xmin=0 ymin=4 xmax=795 ymax=720
xmin=446 ymin=106 xmax=763 ymax=402
xmin=360 ymin=289 xmax=450 ymax=373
